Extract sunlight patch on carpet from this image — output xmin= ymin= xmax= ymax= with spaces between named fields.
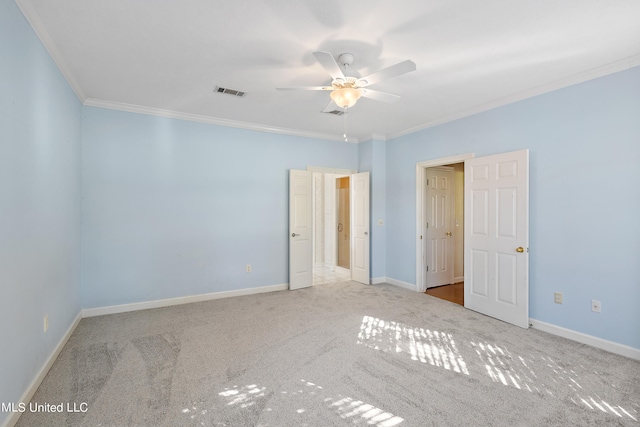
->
xmin=328 ymin=394 xmax=404 ymax=426
xmin=472 ymin=341 xmax=637 ymax=421
xmin=300 ymin=379 xmax=404 ymax=426
xmin=213 ymin=379 xmax=404 ymax=425
xmin=357 ymin=315 xmax=469 ymax=375
xmin=219 ymin=384 xmax=267 ymax=408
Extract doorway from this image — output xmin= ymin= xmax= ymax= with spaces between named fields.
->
xmin=424 ymin=164 xmax=464 ymax=305
xmin=311 ymin=170 xmax=353 ymax=286
xmin=336 ymin=176 xmax=350 ymax=270
xmin=416 ymin=153 xmax=473 ymax=296
xmin=290 ymin=168 xmax=370 ymax=289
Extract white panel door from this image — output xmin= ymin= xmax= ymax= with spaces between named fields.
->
xmin=289 ymin=169 xmax=313 ymax=290
xmin=351 ymin=172 xmax=370 ymax=284
xmin=425 ymin=168 xmax=454 ymax=288
xmin=464 ymin=150 xmax=529 ymax=328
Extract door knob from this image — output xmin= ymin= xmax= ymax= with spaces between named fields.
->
xmin=446 ymin=232 xmax=452 ymax=237
xmin=291 ymin=233 xmax=299 ymax=237
xmin=364 ymin=231 xmax=368 ymax=235
xmin=516 ymin=247 xmax=525 ymax=253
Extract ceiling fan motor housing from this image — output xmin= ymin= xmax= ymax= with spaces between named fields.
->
xmin=337 ymin=53 xmax=361 ymax=79
xmin=338 ymin=53 xmax=354 ymax=68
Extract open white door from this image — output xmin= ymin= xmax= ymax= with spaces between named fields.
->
xmin=351 ymin=172 xmax=370 ymax=284
xmin=289 ymin=169 xmax=313 ymax=290
xmin=425 ymin=167 xmax=455 ymax=288
xmin=464 ymin=149 xmax=529 ymax=328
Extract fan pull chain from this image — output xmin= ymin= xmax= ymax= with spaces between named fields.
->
xmin=343 ymin=106 xmax=348 ymax=142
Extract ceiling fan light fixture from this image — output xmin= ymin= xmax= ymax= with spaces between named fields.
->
xmin=330 ymin=87 xmax=363 ymax=109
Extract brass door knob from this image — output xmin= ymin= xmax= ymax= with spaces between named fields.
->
xmin=446 ymin=232 xmax=452 ymax=237
xmin=516 ymin=247 xmax=525 ymax=253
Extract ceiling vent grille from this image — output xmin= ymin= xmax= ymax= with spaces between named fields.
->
xmin=214 ymin=86 xmax=246 ymax=97
xmin=323 ymin=109 xmax=344 ymax=116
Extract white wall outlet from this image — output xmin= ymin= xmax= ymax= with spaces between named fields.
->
xmin=44 ymin=314 xmax=49 ymax=333
xmin=554 ymin=292 xmax=563 ymax=304
xmin=246 ymin=264 xmax=251 ymax=273
xmin=591 ymin=300 xmax=601 ymax=313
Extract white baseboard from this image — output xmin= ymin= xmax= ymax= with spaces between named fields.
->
xmin=382 ymin=277 xmax=419 ymax=292
xmin=371 ymin=277 xmax=387 ymax=285
xmin=529 ymin=319 xmax=640 ymax=361
xmin=82 ymin=283 xmax=289 ymax=318
xmin=454 ymin=276 xmax=464 ymax=283
xmin=3 ymin=312 xmax=82 ymax=427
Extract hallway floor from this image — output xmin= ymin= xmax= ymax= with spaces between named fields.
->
xmin=425 ymin=282 xmax=464 ymax=305
xmin=313 ymin=266 xmax=351 ymax=285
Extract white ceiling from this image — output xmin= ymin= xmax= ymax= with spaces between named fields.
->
xmin=16 ymin=0 xmax=640 ymax=142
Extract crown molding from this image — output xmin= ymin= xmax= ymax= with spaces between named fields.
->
xmin=306 ymin=166 xmax=357 ymax=174
xmin=355 ymin=133 xmax=390 ymax=144
xmin=83 ymin=98 xmax=359 ymax=143
xmin=15 ymin=0 xmax=87 ymax=103
xmin=388 ymin=54 xmax=640 ymax=140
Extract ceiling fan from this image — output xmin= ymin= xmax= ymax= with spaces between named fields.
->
xmin=277 ymin=51 xmax=416 ymax=111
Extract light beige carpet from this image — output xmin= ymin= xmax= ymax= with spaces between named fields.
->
xmin=16 ymin=282 xmax=640 ymax=426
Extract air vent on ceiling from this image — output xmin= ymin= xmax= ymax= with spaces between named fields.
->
xmin=323 ymin=109 xmax=344 ymax=116
xmin=214 ymin=86 xmax=246 ymax=97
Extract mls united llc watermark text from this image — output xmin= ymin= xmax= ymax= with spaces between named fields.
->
xmin=2 ymin=402 xmax=88 ymax=413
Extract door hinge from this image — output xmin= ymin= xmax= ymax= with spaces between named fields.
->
xmin=426 ymin=265 xmax=429 ymax=272
xmin=420 ymin=235 xmax=422 ymax=240
xmin=426 ymin=222 xmax=429 ymax=229
xmin=426 ymin=179 xmax=429 ymax=186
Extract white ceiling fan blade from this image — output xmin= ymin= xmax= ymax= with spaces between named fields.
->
xmin=313 ymin=51 xmax=345 ymax=80
xmin=361 ymin=89 xmax=401 ymax=103
xmin=357 ymin=60 xmax=416 ymax=86
xmin=276 ymin=86 xmax=333 ymax=91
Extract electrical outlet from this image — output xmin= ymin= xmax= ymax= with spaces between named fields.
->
xmin=591 ymin=300 xmax=601 ymax=313
xmin=44 ymin=315 xmax=49 ymax=333
xmin=554 ymin=292 xmax=563 ymax=304
xmin=246 ymin=264 xmax=251 ymax=273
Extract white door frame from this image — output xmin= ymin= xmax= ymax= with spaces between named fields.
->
xmin=416 ymin=154 xmax=474 ymax=292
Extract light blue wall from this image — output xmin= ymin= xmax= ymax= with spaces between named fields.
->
xmin=0 ymin=0 xmax=82 ymax=423
xmin=359 ymin=140 xmax=387 ymax=280
xmin=81 ymin=107 xmax=359 ymax=308
xmin=386 ymin=66 xmax=640 ymax=349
